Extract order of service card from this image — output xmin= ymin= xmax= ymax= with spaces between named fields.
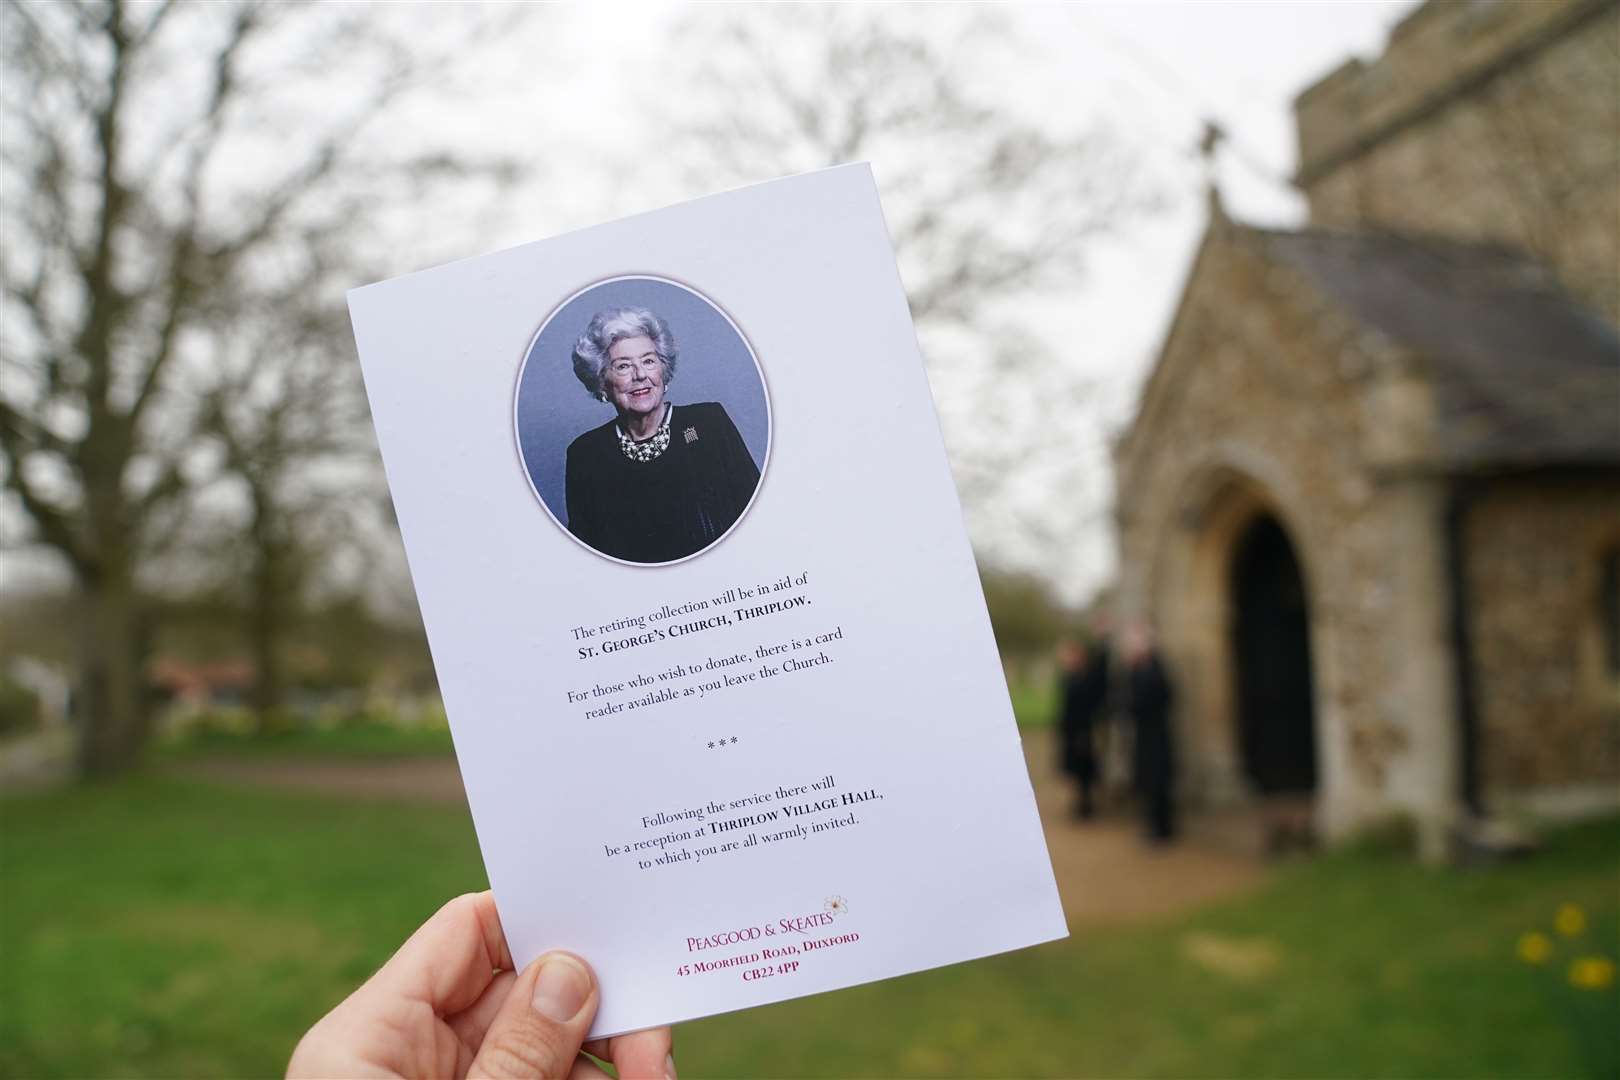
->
xmin=347 ymin=164 xmax=1067 ymax=1037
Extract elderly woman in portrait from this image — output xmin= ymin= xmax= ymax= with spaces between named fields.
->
xmin=565 ymin=307 xmax=761 ymax=563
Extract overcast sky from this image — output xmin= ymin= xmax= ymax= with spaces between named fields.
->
xmin=437 ymin=1 xmax=1423 ymax=602
xmin=2 ymin=1 xmax=1423 ymax=607
xmin=1003 ymin=2 xmax=1422 ymax=599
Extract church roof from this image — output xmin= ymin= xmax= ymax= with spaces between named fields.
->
xmin=1253 ymin=226 xmax=1620 ymax=470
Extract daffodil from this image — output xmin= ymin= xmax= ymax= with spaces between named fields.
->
xmin=1517 ymin=931 xmax=1552 ymax=965
xmin=1553 ymin=902 xmax=1587 ymax=937
xmin=1567 ymin=955 xmax=1616 ymax=991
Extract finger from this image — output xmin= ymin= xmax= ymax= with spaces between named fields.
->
xmin=591 ymin=1027 xmax=674 ymax=1080
xmin=367 ymin=891 xmax=514 ymax=1017
xmin=469 ymin=952 xmax=598 ymax=1079
xmin=447 ymin=969 xmax=518 ymax=1052
xmin=567 ymin=1056 xmax=615 ymax=1080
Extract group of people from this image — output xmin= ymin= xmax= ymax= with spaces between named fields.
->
xmin=1055 ymin=620 xmax=1176 ymax=844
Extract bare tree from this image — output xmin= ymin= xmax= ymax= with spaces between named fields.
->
xmin=658 ymin=8 xmax=1156 ymax=569
xmin=0 ymin=0 xmax=511 ymax=772
xmin=192 ymin=283 xmax=372 ymax=729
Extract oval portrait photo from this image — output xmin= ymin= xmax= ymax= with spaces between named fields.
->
xmin=514 ymin=276 xmax=770 ymax=566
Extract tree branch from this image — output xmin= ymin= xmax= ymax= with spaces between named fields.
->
xmin=128 ymin=1 xmax=265 ymax=429
xmin=0 ymin=401 xmax=88 ymax=571
xmin=75 ymin=0 xmax=133 ymax=421
xmin=4 ymin=0 xmax=103 ymax=119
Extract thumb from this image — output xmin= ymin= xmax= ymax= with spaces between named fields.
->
xmin=469 ymin=952 xmax=598 ymax=1079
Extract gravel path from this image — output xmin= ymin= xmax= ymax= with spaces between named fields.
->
xmin=1020 ymin=733 xmax=1266 ymax=926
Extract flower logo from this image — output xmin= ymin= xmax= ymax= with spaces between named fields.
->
xmin=825 ymin=895 xmax=849 ymax=916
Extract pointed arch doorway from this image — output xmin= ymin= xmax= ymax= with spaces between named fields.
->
xmin=1151 ymin=463 xmax=1336 ymax=847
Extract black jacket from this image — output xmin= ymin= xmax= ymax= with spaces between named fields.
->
xmin=565 ymin=402 xmax=761 ymax=564
xmin=1128 ymin=654 xmax=1175 ymax=792
xmin=1059 ymin=648 xmax=1110 ymax=776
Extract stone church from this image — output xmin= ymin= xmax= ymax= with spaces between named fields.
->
xmin=1113 ymin=0 xmax=1619 ymax=856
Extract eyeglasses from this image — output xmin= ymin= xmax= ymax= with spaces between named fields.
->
xmin=608 ymin=353 xmax=661 ymax=379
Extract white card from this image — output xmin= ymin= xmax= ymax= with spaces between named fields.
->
xmin=347 ymin=164 xmax=1066 ymax=1037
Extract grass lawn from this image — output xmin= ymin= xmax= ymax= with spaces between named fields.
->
xmin=3 ymin=776 xmax=1616 ymax=1078
xmin=1007 ymin=678 xmax=1057 ymax=730
xmin=155 ymin=721 xmax=457 ymax=761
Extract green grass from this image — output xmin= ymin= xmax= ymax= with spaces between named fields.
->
xmin=1007 ymin=678 xmax=1057 ymax=729
xmin=155 ymin=720 xmax=456 ymax=761
xmin=683 ymin=821 xmax=1619 ymax=1078
xmin=4 ymin=776 xmax=1616 ymax=1078
xmin=2 ymin=777 xmax=485 ymax=1079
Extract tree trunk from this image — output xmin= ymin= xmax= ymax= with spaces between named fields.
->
xmin=75 ymin=571 xmax=148 ymax=776
xmin=249 ymin=542 xmax=285 ymax=733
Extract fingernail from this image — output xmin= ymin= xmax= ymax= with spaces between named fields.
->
xmin=665 ymin=1052 xmax=678 ymax=1079
xmin=531 ymin=953 xmax=590 ymax=1021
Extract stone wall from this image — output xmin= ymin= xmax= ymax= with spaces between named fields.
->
xmin=1114 ymin=2 xmax=1620 ymax=848
xmin=1114 ymin=222 xmax=1456 ymax=841
xmin=1464 ymin=473 xmax=1620 ymax=793
xmin=1297 ymin=0 xmax=1620 ymax=323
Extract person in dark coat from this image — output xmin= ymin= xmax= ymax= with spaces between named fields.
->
xmin=564 ymin=307 xmax=761 ymax=564
xmin=1124 ymin=623 xmax=1175 ymax=843
xmin=1056 ymin=637 xmax=1110 ymax=819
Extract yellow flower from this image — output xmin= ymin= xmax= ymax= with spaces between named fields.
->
xmin=1517 ymin=931 xmax=1553 ymax=965
xmin=1553 ymin=903 xmax=1587 ymax=937
xmin=1567 ymin=955 xmax=1617 ymax=991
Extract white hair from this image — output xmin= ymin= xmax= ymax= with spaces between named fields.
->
xmin=571 ymin=307 xmax=679 ymax=401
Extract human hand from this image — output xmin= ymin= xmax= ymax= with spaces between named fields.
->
xmin=288 ymin=892 xmax=674 ymax=1079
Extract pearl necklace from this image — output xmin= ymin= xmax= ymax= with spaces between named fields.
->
xmin=617 ymin=404 xmax=673 ymax=463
